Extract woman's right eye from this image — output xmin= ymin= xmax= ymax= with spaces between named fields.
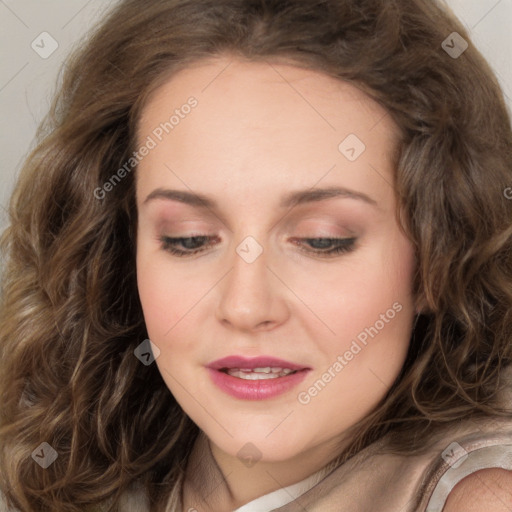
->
xmin=159 ymin=235 xmax=357 ymax=259
xmin=159 ymin=235 xmax=215 ymax=256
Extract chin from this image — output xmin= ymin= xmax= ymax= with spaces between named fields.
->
xmin=206 ymin=424 xmax=310 ymax=463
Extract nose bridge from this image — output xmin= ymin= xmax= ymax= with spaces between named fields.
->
xmin=215 ymin=233 xmax=287 ymax=331
xmin=227 ymin=234 xmax=270 ymax=308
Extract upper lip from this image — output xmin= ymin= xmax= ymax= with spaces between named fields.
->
xmin=207 ymin=355 xmax=310 ymax=371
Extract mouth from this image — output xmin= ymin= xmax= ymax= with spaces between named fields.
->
xmin=206 ymin=355 xmax=311 ymax=400
xmin=218 ymin=367 xmax=300 ymax=380
xmin=208 ymin=355 xmax=309 ymax=371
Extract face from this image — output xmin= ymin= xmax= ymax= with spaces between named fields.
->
xmin=135 ymin=56 xmax=417 ymax=463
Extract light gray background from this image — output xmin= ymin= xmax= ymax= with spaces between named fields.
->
xmin=1 ymin=0 xmax=511 ymax=233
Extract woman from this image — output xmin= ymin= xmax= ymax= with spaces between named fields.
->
xmin=1 ymin=0 xmax=511 ymax=511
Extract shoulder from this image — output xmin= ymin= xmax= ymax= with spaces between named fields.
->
xmin=442 ymin=467 xmax=512 ymax=512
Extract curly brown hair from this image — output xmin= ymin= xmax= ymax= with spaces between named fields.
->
xmin=1 ymin=0 xmax=511 ymax=510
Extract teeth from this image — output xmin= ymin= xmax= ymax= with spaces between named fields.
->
xmin=228 ymin=370 xmax=279 ymax=380
xmin=252 ymin=367 xmax=272 ymax=373
xmin=225 ymin=367 xmax=297 ymax=379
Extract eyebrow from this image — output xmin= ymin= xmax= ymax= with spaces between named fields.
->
xmin=143 ymin=186 xmax=378 ymax=209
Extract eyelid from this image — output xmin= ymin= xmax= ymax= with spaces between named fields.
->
xmin=158 ymin=234 xmax=357 ymax=259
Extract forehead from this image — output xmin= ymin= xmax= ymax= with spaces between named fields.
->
xmin=139 ymin=57 xmax=395 ymax=136
xmin=135 ymin=57 xmax=400 ymax=212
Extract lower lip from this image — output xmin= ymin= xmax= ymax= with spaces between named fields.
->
xmin=207 ymin=368 xmax=310 ymax=400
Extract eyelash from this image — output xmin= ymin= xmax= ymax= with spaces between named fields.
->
xmin=158 ymin=235 xmax=357 ymax=258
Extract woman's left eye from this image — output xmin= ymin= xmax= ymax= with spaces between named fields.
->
xmin=159 ymin=235 xmax=357 ymax=258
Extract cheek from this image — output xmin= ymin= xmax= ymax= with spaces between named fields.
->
xmin=327 ymin=237 xmax=414 ymax=322
xmin=136 ymin=242 xmax=213 ymax=368
xmin=136 ymin=244 xmax=186 ymax=341
xmin=315 ymin=232 xmax=416 ymax=364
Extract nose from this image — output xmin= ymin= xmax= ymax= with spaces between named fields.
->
xmin=214 ymin=239 xmax=290 ymax=333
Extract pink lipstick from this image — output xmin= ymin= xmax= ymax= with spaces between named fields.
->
xmin=206 ymin=355 xmax=311 ymax=400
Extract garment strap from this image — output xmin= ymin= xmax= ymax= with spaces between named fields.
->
xmin=421 ymin=429 xmax=512 ymax=511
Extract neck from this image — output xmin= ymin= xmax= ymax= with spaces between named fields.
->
xmin=182 ymin=431 xmax=346 ymax=511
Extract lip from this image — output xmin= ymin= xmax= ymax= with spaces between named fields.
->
xmin=207 ymin=355 xmax=310 ymax=372
xmin=206 ymin=355 xmax=311 ymax=401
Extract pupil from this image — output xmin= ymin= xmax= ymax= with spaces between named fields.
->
xmin=309 ymin=238 xmax=332 ymax=249
xmin=183 ymin=236 xmax=207 ymax=249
